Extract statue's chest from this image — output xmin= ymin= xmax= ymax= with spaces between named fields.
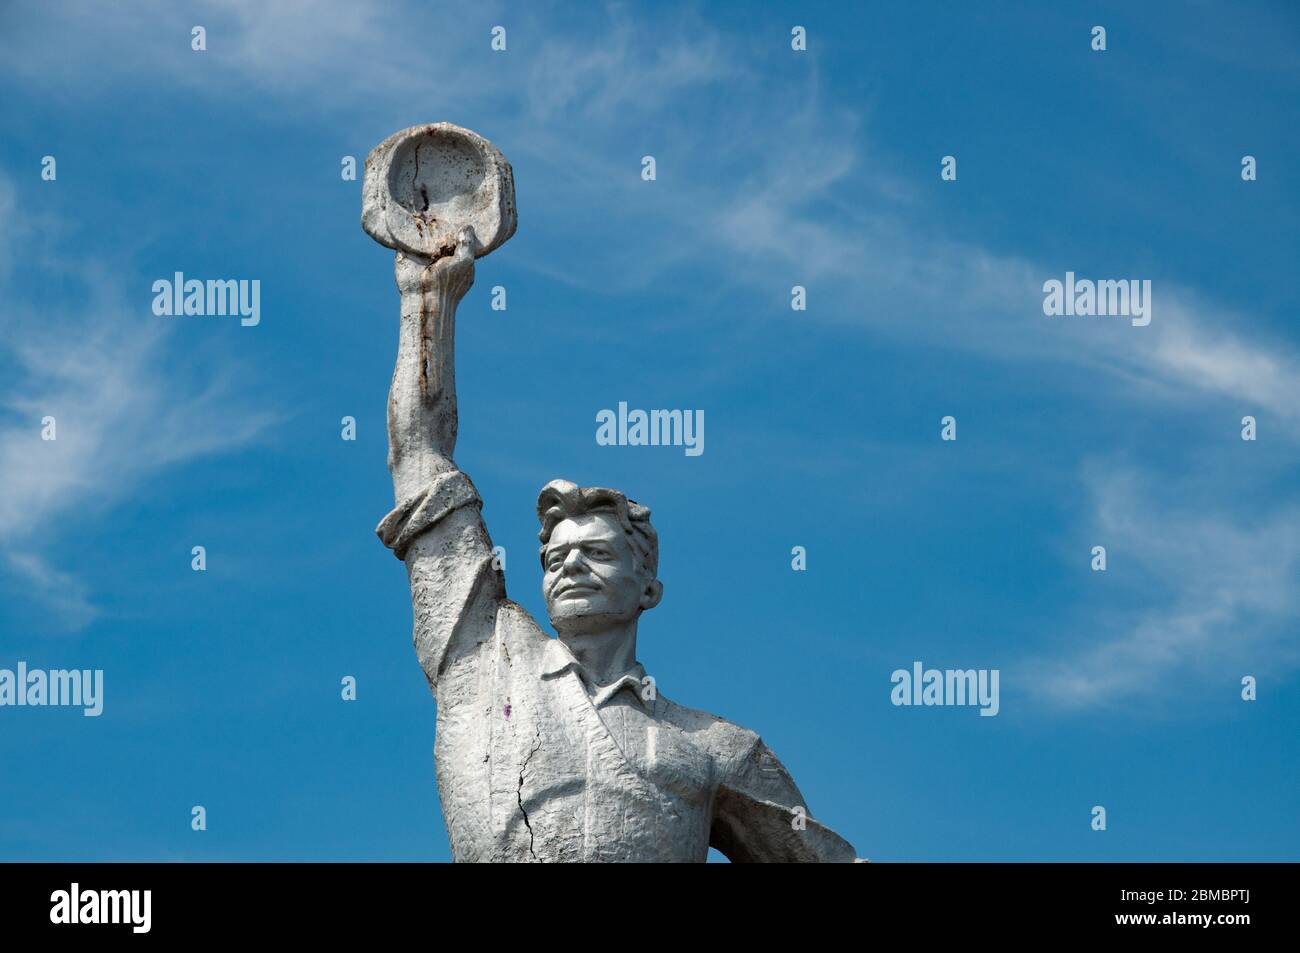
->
xmin=435 ymin=634 xmax=716 ymax=862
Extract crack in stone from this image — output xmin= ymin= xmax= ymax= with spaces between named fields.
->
xmin=412 ymin=141 xmax=426 ymax=210
xmin=516 ymin=725 xmax=543 ymax=861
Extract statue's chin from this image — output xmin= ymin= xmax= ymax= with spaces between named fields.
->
xmin=548 ymin=603 xmax=635 ymax=638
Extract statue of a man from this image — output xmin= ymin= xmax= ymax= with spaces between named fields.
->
xmin=367 ymin=124 xmax=857 ymax=862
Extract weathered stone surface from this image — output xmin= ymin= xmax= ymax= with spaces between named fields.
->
xmin=362 ymin=122 xmax=516 ymax=261
xmin=364 ymin=123 xmax=859 ymax=863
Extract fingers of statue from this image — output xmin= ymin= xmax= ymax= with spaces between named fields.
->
xmin=428 ymin=228 xmax=476 ymax=296
xmin=393 ymin=227 xmax=478 ymax=299
xmin=454 ymin=226 xmax=479 ymax=259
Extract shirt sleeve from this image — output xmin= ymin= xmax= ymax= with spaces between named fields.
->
xmin=710 ymin=736 xmax=861 ymax=863
xmin=376 ymin=468 xmax=505 ymax=696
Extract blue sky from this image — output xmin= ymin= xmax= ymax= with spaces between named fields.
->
xmin=1 ymin=0 xmax=1297 ymax=861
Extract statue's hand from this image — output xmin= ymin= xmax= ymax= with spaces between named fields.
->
xmin=394 ymin=226 xmax=479 ymax=301
xmin=428 ymin=226 xmax=478 ymax=299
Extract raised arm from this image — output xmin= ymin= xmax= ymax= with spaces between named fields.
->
xmin=375 ymin=228 xmax=505 ymax=695
xmin=386 ymin=228 xmax=477 ymax=502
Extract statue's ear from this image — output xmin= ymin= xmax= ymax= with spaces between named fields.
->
xmin=641 ymin=579 xmax=663 ymax=611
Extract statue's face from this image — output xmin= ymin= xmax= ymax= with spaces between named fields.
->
xmin=542 ymin=512 xmax=656 ymax=635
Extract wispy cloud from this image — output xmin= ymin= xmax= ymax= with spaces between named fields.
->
xmin=12 ymin=1 xmax=1287 ymax=433
xmin=3 ymin=553 xmax=100 ymax=630
xmin=708 ymin=144 xmax=1300 ymax=426
xmin=0 ymin=180 xmax=275 ymax=630
xmin=3 ymin=1 xmax=1295 ymax=667
xmin=1024 ymin=463 xmax=1300 ymax=708
xmin=521 ymin=11 xmax=741 ymax=122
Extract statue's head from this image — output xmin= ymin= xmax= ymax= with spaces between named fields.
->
xmin=537 ymin=479 xmax=662 ymax=637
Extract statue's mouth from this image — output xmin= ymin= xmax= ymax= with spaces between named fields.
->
xmin=554 ymin=583 xmax=600 ymax=598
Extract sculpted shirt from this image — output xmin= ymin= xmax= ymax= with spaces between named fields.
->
xmin=379 ymin=468 xmax=857 ymax=863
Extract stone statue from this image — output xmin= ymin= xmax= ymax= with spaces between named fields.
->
xmin=363 ymin=123 xmax=859 ymax=862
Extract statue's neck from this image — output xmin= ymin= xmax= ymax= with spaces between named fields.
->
xmin=559 ymin=621 xmax=639 ymax=687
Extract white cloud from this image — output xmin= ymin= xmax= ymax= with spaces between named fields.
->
xmin=0 ymin=315 xmax=272 ymax=538
xmin=16 ymin=2 xmax=1288 ymax=430
xmin=706 ymin=136 xmax=1300 ymax=426
xmin=4 ymin=553 xmax=100 ymax=631
xmin=1025 ymin=464 xmax=1300 ymax=707
xmin=4 ymin=1 xmax=1296 ymax=655
xmin=0 ymin=182 xmax=275 ymax=629
xmin=522 ymin=12 xmax=740 ymax=122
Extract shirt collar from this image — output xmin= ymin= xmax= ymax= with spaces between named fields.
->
xmin=541 ymin=638 xmax=651 ymax=710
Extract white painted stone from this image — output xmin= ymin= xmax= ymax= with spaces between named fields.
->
xmin=362 ymin=122 xmax=516 ymax=261
xmin=364 ymin=124 xmax=859 ymax=863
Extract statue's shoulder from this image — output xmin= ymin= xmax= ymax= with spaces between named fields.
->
xmin=655 ymin=694 xmax=761 ymax=764
xmin=495 ymin=599 xmax=551 ymax=650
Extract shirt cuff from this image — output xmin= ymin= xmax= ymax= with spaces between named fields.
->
xmin=376 ymin=469 xmax=482 ymax=560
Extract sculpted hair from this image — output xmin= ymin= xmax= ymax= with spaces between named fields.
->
xmin=536 ymin=479 xmax=658 ymax=580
